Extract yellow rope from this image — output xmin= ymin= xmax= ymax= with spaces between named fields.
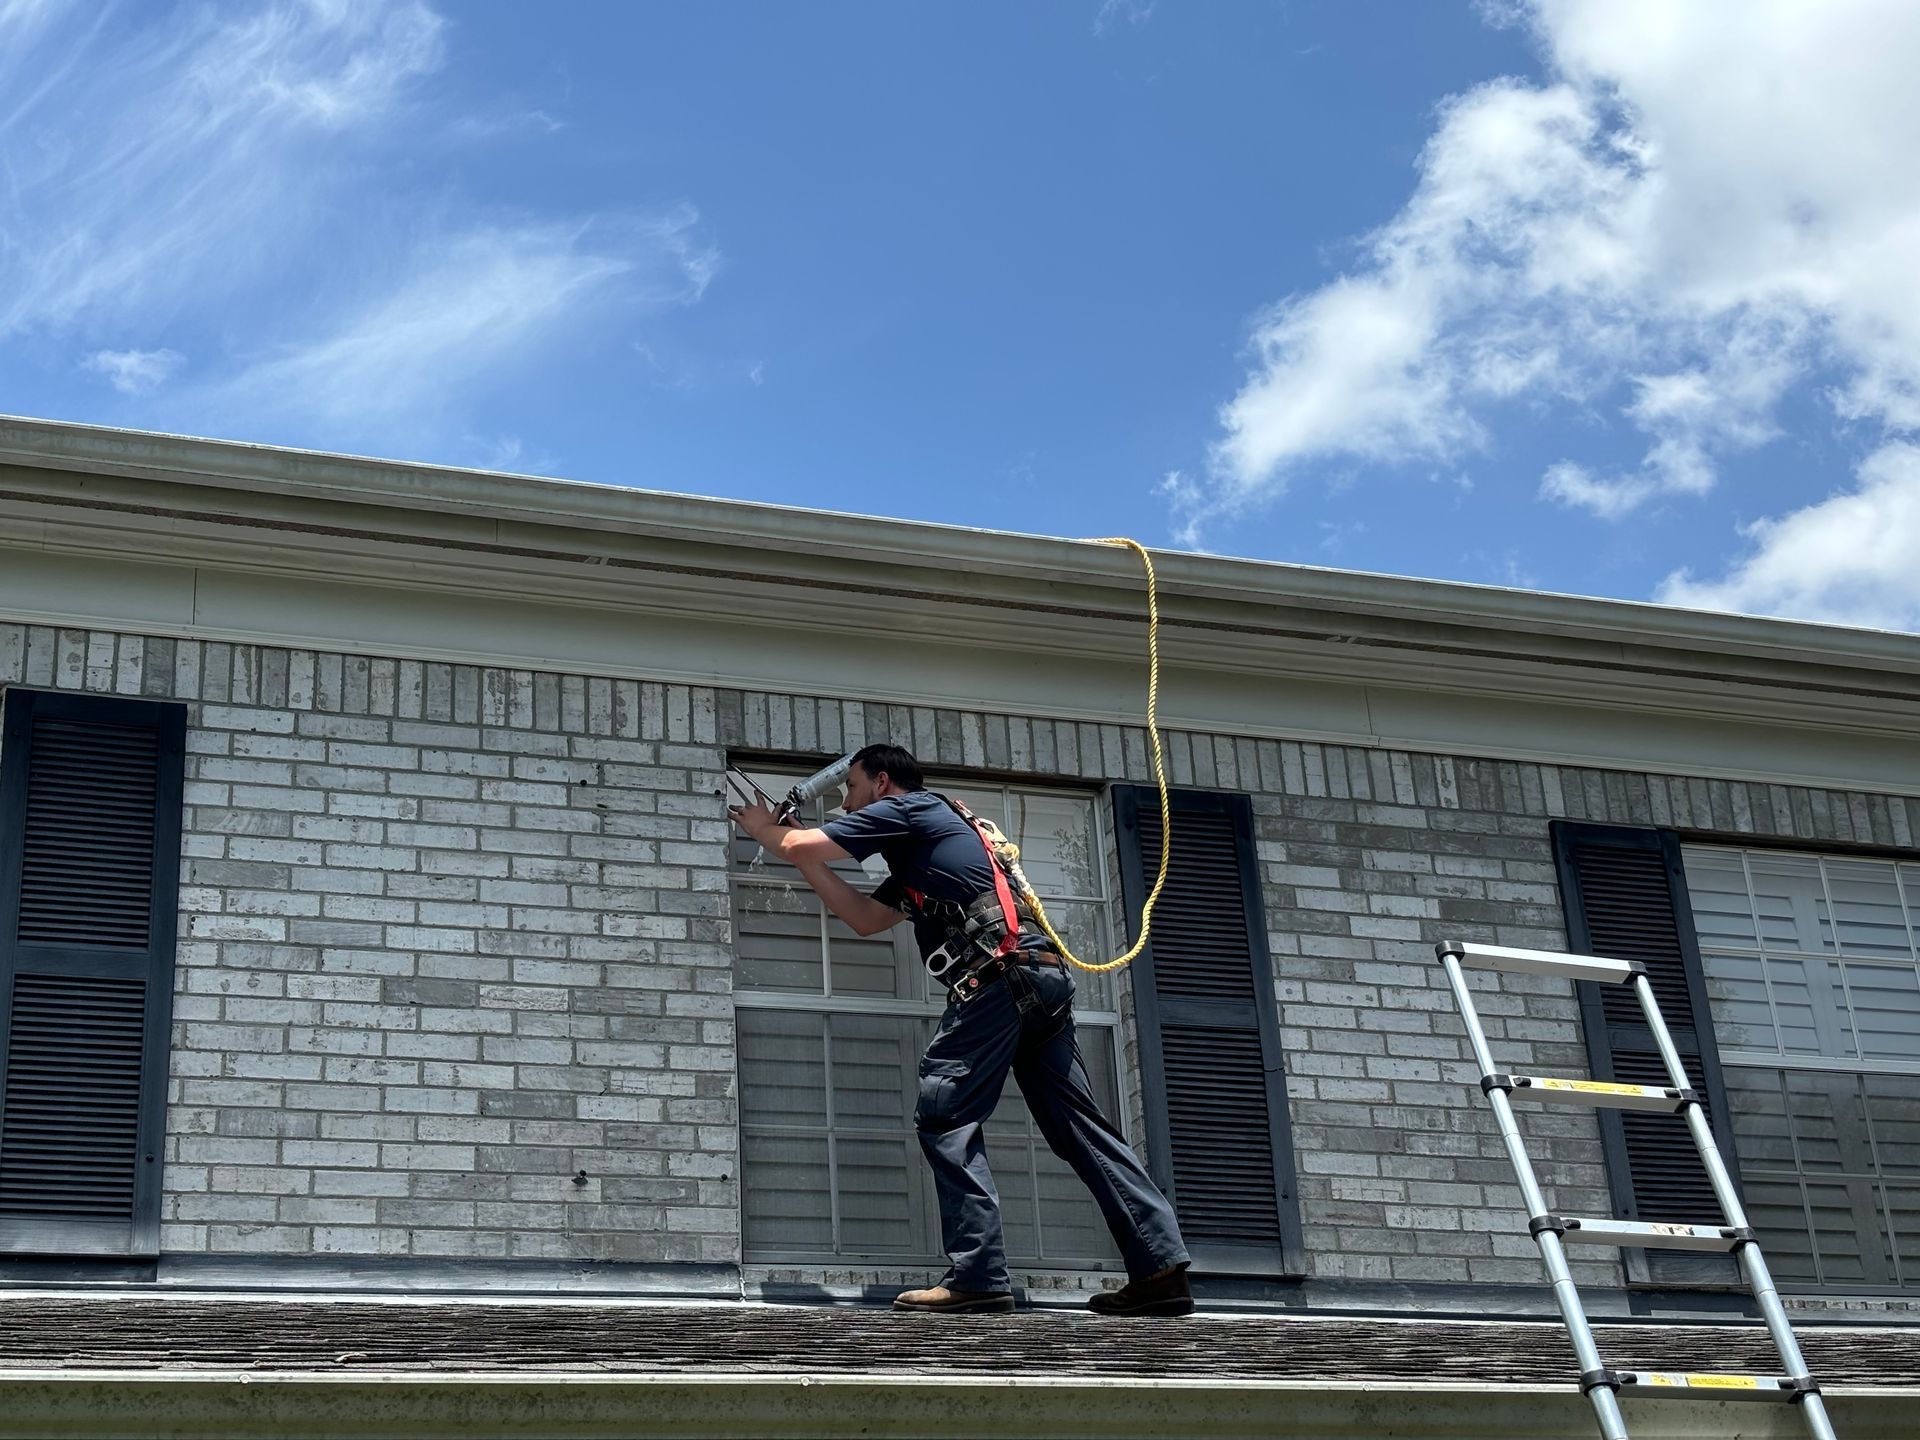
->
xmin=1014 ymin=537 xmax=1171 ymax=974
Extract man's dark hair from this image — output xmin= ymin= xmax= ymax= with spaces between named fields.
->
xmin=851 ymin=743 xmax=925 ymax=792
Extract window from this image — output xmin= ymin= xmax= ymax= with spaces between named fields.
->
xmin=1684 ymin=844 xmax=1920 ymax=1292
xmin=730 ymin=767 xmax=1128 ymax=1268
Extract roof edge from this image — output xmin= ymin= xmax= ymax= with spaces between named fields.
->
xmin=4 ymin=414 xmax=1916 ymax=675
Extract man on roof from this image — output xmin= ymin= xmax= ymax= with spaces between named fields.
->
xmin=729 ymin=742 xmax=1191 ymax=1317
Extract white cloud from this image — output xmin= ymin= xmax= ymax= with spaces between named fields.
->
xmin=1541 ymin=316 xmax=1806 ymax=517
xmin=1 ymin=0 xmax=719 ymax=452
xmin=465 ymin=433 xmax=559 ymax=475
xmin=208 ymin=211 xmax=716 ymax=432
xmin=1210 ymin=268 xmax=1469 ymax=513
xmin=1538 ymin=460 xmax=1652 ymax=521
xmin=0 ymin=0 xmax=446 ymax=338
xmin=1093 ymin=0 xmax=1154 ymax=38
xmin=1181 ymin=0 xmax=1920 ymax=563
xmin=441 ymin=108 xmax=564 ymax=144
xmin=1197 ymin=74 xmax=1630 ymax=526
xmin=82 ymin=348 xmax=185 ymax=395
xmin=1155 ymin=469 xmax=1210 ymax=550
xmin=1658 ymin=444 xmax=1920 ymax=631
xmin=1317 ymin=518 xmax=1369 ymax=559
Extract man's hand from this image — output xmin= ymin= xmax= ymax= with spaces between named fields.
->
xmin=727 ymin=799 xmax=783 ymax=845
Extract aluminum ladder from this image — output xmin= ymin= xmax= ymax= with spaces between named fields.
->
xmin=1435 ymin=938 xmax=1838 ymax=1440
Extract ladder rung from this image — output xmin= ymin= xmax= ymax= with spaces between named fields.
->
xmin=1614 ymin=1371 xmax=1810 ymax=1402
xmin=1489 ymin=1073 xmax=1695 ymax=1113
xmin=1541 ymin=1216 xmax=1750 ymax=1252
xmin=1437 ymin=939 xmax=1643 ymax=984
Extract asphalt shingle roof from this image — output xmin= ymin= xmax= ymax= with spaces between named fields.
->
xmin=0 ymin=1296 xmax=1912 ymax=1389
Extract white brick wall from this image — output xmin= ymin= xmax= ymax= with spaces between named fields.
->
xmin=2 ymin=624 xmax=736 ymax=1264
xmin=6 ymin=618 xmax=1920 ymax=1296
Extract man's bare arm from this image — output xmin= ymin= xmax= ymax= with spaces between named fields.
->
xmin=794 ymin=855 xmax=906 ymax=936
xmin=726 ymin=799 xmax=901 ymax=936
xmin=728 ymin=800 xmax=856 ymax=867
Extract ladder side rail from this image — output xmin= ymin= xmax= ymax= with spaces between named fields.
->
xmin=1442 ymin=951 xmax=1630 ymax=1440
xmin=1629 ymin=973 xmax=1838 ymax=1440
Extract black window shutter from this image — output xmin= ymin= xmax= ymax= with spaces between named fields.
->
xmin=1113 ymin=785 xmax=1304 ymax=1277
xmin=1550 ymin=820 xmax=1740 ymax=1285
xmin=0 ymin=690 xmax=185 ymax=1258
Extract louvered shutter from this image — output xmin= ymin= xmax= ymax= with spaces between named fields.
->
xmin=1113 ymin=785 xmax=1304 ymax=1277
xmin=1551 ymin=821 xmax=1740 ymax=1285
xmin=0 ymin=690 xmax=185 ymax=1257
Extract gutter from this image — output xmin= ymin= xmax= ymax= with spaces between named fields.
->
xmin=0 ymin=1370 xmax=1910 ymax=1440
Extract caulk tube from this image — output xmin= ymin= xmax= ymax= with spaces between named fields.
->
xmin=776 ymin=751 xmax=855 ymax=823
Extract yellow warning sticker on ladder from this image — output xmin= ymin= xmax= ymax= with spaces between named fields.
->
xmin=1685 ymin=1375 xmax=1762 ymax=1389
xmin=1538 ymin=1079 xmax=1638 ymax=1095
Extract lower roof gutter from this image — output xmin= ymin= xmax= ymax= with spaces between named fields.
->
xmin=0 ymin=1370 xmax=1910 ymax=1439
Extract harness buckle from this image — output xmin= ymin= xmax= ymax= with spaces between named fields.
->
xmin=924 ymin=938 xmax=968 ymax=981
xmin=949 ymin=958 xmax=1004 ymax=1005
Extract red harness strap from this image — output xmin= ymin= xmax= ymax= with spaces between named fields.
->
xmin=903 ymin=808 xmax=1024 ymax=958
xmin=967 ymin=814 xmax=1024 ymax=957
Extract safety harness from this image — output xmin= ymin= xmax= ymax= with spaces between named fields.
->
xmin=899 ymin=794 xmax=1050 ymax=1009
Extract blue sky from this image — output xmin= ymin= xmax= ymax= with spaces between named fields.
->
xmin=5 ymin=1 xmax=1919 ymax=630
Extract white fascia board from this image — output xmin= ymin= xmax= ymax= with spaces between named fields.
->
xmin=4 ymin=412 xmax=1918 ymax=672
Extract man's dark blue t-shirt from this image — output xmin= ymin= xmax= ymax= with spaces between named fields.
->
xmin=820 ymin=791 xmax=1048 ymax=959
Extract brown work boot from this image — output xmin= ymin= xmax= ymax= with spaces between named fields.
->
xmin=892 ymin=1284 xmax=1016 ymax=1314
xmin=1088 ymin=1262 xmax=1194 ymax=1317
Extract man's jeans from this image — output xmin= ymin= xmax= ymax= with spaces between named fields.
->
xmin=915 ymin=959 xmax=1190 ymax=1293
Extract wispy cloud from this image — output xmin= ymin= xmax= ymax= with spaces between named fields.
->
xmin=629 ymin=335 xmax=766 ymax=396
xmin=1093 ymin=0 xmax=1155 ymax=38
xmin=0 ymin=0 xmax=721 ymax=454
xmin=1316 ymin=518 xmax=1369 ymax=559
xmin=440 ymin=108 xmax=565 ymax=145
xmin=1537 ymin=316 xmax=1804 ymax=518
xmin=0 ymin=0 xmax=446 ymax=338
xmin=207 ymin=210 xmax=717 ymax=434
xmin=82 ymin=348 xmax=185 ymax=395
xmin=1177 ymin=0 xmax=1920 ymax=615
xmin=0 ymin=0 xmax=70 ymax=59
xmin=464 ymin=433 xmax=560 ymax=476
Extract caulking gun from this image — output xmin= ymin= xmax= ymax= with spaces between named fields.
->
xmin=774 ymin=751 xmax=855 ymax=823
xmin=723 ymin=752 xmax=857 ymax=864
